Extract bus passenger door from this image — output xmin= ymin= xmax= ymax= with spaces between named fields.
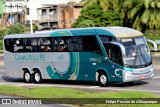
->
xmin=105 ymin=42 xmax=124 ymax=82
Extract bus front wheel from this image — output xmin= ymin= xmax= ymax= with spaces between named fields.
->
xmin=98 ymin=73 xmax=109 ymax=87
xmin=34 ymin=71 xmax=42 ymax=84
xmin=23 ymin=71 xmax=32 ymax=83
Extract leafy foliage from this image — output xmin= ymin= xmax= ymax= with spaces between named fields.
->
xmin=120 ymin=0 xmax=160 ymax=31
xmin=0 ymin=29 xmax=6 ymax=39
xmin=145 ymin=29 xmax=160 ymax=49
xmin=74 ymin=0 xmax=160 ymax=32
xmin=72 ymin=4 xmax=122 ymax=28
xmin=32 ymin=24 xmax=38 ymax=31
xmin=0 ymin=23 xmax=30 ymax=50
xmin=6 ymin=23 xmax=26 ymax=35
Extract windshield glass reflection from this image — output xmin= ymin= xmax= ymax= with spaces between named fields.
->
xmin=118 ymin=36 xmax=151 ymax=68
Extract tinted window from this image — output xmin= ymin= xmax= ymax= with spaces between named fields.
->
xmin=99 ymin=35 xmax=116 ymax=44
xmin=82 ymin=36 xmax=101 ymax=53
xmin=13 ymin=39 xmax=24 ymax=52
xmin=38 ymin=38 xmax=51 ymax=52
xmin=4 ymin=39 xmax=14 ymax=52
xmin=100 ymin=36 xmax=108 ymax=44
xmin=54 ymin=37 xmax=69 ymax=52
xmin=107 ymin=44 xmax=123 ymax=66
xmin=4 ymin=36 xmax=102 ymax=54
xmin=25 ymin=38 xmax=38 ymax=52
xmin=68 ymin=37 xmax=82 ymax=51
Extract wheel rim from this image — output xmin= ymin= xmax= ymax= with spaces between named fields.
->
xmin=35 ymin=73 xmax=40 ymax=82
xmin=100 ymin=75 xmax=107 ymax=84
xmin=25 ymin=72 xmax=30 ymax=82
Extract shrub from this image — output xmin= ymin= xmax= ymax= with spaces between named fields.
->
xmin=0 ymin=23 xmax=27 ymax=50
xmin=33 ymin=24 xmax=38 ymax=31
xmin=144 ymin=29 xmax=160 ymax=49
xmin=0 ymin=40 xmax=3 ymax=50
xmin=0 ymin=29 xmax=6 ymax=39
xmin=7 ymin=23 xmax=26 ymax=35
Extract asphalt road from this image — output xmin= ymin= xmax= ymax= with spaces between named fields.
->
xmin=0 ymin=55 xmax=160 ymax=97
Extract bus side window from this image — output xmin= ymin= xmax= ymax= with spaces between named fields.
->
xmin=51 ymin=38 xmax=55 ymax=52
xmin=25 ymin=38 xmax=38 ymax=52
xmin=55 ymin=37 xmax=68 ymax=52
xmin=67 ymin=36 xmax=102 ymax=54
xmin=108 ymin=44 xmax=123 ymax=66
xmin=68 ymin=37 xmax=82 ymax=52
xmin=4 ymin=39 xmax=14 ymax=52
xmin=25 ymin=39 xmax=32 ymax=52
xmin=82 ymin=36 xmax=102 ymax=54
xmin=38 ymin=38 xmax=51 ymax=52
xmin=14 ymin=39 xmax=24 ymax=52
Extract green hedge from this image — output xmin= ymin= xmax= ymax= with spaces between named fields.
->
xmin=0 ymin=30 xmax=6 ymax=50
xmin=0 ymin=29 xmax=6 ymax=39
xmin=145 ymin=29 xmax=160 ymax=49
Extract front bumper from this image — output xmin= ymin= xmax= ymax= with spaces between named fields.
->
xmin=122 ymin=65 xmax=154 ymax=82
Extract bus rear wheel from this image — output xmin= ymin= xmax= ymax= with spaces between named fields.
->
xmin=34 ymin=71 xmax=42 ymax=84
xmin=98 ymin=73 xmax=109 ymax=87
xmin=23 ymin=71 xmax=32 ymax=83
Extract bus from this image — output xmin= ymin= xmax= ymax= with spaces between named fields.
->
xmin=3 ymin=27 xmax=153 ymax=86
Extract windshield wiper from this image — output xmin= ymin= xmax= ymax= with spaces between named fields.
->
xmin=139 ymin=45 xmax=151 ymax=66
xmin=135 ymin=44 xmax=150 ymax=67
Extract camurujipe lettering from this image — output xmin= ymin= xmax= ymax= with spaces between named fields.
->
xmin=15 ymin=54 xmax=45 ymax=61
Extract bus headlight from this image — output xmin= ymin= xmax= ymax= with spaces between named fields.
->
xmin=122 ymin=70 xmax=133 ymax=82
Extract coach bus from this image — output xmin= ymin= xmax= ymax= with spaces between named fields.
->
xmin=3 ymin=27 xmax=153 ymax=86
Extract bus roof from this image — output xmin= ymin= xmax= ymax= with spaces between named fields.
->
xmin=4 ymin=27 xmax=143 ymax=39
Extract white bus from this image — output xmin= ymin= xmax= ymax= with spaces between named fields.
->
xmin=3 ymin=27 xmax=153 ymax=86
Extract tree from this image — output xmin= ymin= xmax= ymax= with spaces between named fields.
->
xmin=72 ymin=3 xmax=122 ymax=28
xmin=119 ymin=0 xmax=160 ymax=31
xmin=76 ymin=0 xmax=160 ymax=32
xmin=72 ymin=20 xmax=95 ymax=28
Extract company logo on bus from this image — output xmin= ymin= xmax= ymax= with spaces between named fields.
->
xmin=52 ymin=53 xmax=70 ymax=74
xmin=58 ymin=55 xmax=64 ymax=60
xmin=115 ymin=69 xmax=121 ymax=77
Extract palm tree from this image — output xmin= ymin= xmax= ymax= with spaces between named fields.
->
xmin=121 ymin=0 xmax=160 ymax=31
xmin=84 ymin=0 xmax=122 ymax=10
xmin=72 ymin=0 xmax=123 ymax=28
xmin=82 ymin=0 xmax=160 ymax=31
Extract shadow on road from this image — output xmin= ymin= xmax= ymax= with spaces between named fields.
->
xmin=1 ymin=76 xmax=24 ymax=82
xmin=111 ymin=81 xmax=149 ymax=87
xmin=1 ymin=75 xmax=149 ymax=87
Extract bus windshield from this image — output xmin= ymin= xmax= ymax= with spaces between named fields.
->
xmin=118 ymin=36 xmax=152 ymax=68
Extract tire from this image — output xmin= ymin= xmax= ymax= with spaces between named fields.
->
xmin=34 ymin=71 xmax=42 ymax=84
xmin=98 ymin=73 xmax=109 ymax=87
xmin=23 ymin=71 xmax=32 ymax=83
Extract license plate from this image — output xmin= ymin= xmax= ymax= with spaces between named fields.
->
xmin=139 ymin=76 xmax=145 ymax=79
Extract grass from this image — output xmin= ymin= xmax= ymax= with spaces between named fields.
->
xmin=0 ymin=85 xmax=159 ymax=107
xmin=151 ymin=51 xmax=160 ymax=55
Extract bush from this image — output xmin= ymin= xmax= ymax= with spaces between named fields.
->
xmin=7 ymin=23 xmax=26 ymax=35
xmin=0 ymin=40 xmax=3 ymax=50
xmin=0 ymin=29 xmax=6 ymax=39
xmin=144 ymin=29 xmax=160 ymax=49
xmin=33 ymin=24 xmax=38 ymax=31
xmin=0 ymin=30 xmax=6 ymax=50
xmin=0 ymin=23 xmax=27 ymax=50
xmin=25 ymin=27 xmax=30 ymax=31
